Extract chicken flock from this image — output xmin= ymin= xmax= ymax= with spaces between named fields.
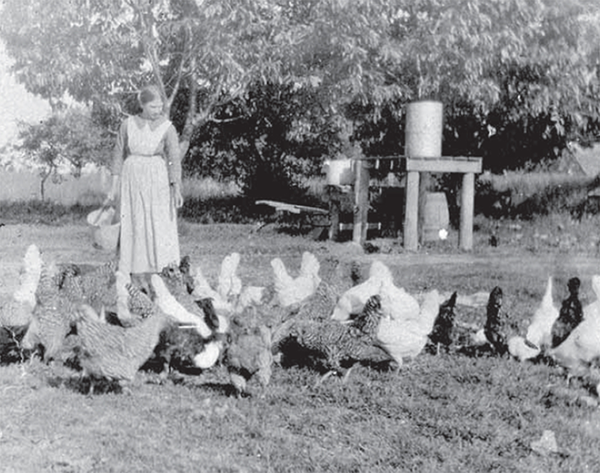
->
xmin=1 ymin=244 xmax=599 ymax=397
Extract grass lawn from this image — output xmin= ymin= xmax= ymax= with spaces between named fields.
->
xmin=1 ymin=214 xmax=600 ymax=472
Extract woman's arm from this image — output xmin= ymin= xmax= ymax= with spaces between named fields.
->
xmin=106 ymin=120 xmax=128 ymax=204
xmin=165 ymin=124 xmax=183 ymax=209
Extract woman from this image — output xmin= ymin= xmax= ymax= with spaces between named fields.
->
xmin=106 ymin=85 xmax=183 ymax=278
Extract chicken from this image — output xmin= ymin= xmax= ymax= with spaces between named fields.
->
xmin=22 ymin=262 xmax=82 ymax=360
xmin=217 ymin=252 xmax=243 ymax=301
xmin=483 ymin=286 xmax=509 ymax=355
xmin=178 ymin=255 xmax=196 ymax=294
xmin=551 ymin=277 xmax=583 ymax=349
xmin=277 ymin=295 xmax=391 ymax=382
xmin=331 ymin=260 xmax=418 ymax=323
xmin=147 ymin=298 xmax=225 ymax=375
xmin=0 ymin=244 xmax=43 ymax=327
xmin=526 ymin=276 xmax=558 ymax=350
xmin=375 ymin=289 xmax=440 ymax=367
xmin=150 ymin=274 xmax=213 ymax=338
xmin=190 ymin=265 xmax=233 ymax=314
xmin=71 ymin=295 xmax=172 ymax=393
xmin=508 ymin=277 xmax=559 ymax=362
xmin=548 ymin=308 xmax=600 ymax=380
xmin=507 ymin=335 xmax=542 ymax=362
xmin=427 ymin=292 xmax=458 ymax=353
xmin=224 ymin=321 xmax=273 ymax=397
xmin=271 ymin=251 xmax=321 ymax=307
xmin=583 ymin=275 xmax=600 ymax=320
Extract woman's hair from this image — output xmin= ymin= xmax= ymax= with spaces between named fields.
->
xmin=138 ymin=85 xmax=162 ymax=105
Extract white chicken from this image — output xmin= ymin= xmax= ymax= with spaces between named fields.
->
xmin=150 ymin=274 xmax=213 ymax=338
xmin=331 ymin=260 xmax=418 ymax=323
xmin=375 ymin=289 xmax=441 ymax=367
xmin=525 ymin=276 xmax=558 ymax=350
xmin=217 ymin=252 xmax=243 ymax=301
xmin=115 ymin=270 xmax=132 ymax=324
xmin=548 ymin=275 xmax=600 ymax=378
xmin=583 ymin=275 xmax=600 ymax=320
xmin=0 ymin=244 xmax=43 ymax=327
xmin=190 ymin=265 xmax=233 ymax=314
xmin=271 ymin=251 xmax=321 ymax=307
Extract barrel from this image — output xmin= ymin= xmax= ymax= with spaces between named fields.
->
xmin=422 ymin=192 xmax=450 ymax=242
xmin=405 ymin=101 xmax=443 ymax=158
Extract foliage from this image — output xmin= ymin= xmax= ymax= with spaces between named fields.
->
xmin=2 ymin=0 xmax=600 ymax=187
xmin=1 ymin=108 xmax=112 ymax=200
xmin=187 ymin=81 xmax=338 ymax=200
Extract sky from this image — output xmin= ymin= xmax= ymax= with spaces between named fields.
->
xmin=0 ymin=41 xmax=51 ymax=148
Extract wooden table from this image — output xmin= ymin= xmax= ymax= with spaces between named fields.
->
xmin=350 ymin=156 xmax=482 ymax=250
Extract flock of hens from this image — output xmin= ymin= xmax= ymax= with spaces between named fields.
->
xmin=0 ymin=243 xmax=599 ymax=396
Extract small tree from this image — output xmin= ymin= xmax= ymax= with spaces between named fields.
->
xmin=3 ymin=108 xmax=113 ymax=200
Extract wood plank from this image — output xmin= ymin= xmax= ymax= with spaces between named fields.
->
xmin=403 ymin=171 xmax=420 ymax=251
xmin=459 ymin=173 xmax=475 ymax=250
xmin=405 ymin=157 xmax=482 ymax=173
xmin=353 ymin=160 xmax=370 ymax=244
xmin=255 ymin=200 xmax=328 ymax=215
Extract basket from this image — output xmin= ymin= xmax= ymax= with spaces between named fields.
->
xmin=87 ymin=206 xmax=120 ymax=251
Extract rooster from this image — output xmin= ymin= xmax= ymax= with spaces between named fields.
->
xmin=271 ymin=252 xmax=321 ymax=307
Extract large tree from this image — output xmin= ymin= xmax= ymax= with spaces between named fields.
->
xmin=2 ymin=0 xmax=600 ymax=173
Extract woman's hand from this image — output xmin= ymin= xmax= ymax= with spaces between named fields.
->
xmin=104 ymin=175 xmax=119 ymax=206
xmin=171 ymin=183 xmax=184 ymax=209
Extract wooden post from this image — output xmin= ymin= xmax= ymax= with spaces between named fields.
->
xmin=327 ymin=186 xmax=341 ymax=241
xmin=353 ymin=160 xmax=370 ymax=245
xmin=404 ymin=170 xmax=420 ymax=250
xmin=459 ymin=172 xmax=475 ymax=250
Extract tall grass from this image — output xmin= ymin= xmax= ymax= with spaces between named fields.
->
xmin=476 ymin=171 xmax=595 ymax=218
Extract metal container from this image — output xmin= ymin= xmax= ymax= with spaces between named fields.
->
xmin=405 ymin=101 xmax=443 ymax=158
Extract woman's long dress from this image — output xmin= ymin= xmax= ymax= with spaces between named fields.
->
xmin=119 ymin=117 xmax=180 ymax=274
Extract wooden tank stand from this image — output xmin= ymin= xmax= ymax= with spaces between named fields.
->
xmin=351 ymin=156 xmax=482 ymax=250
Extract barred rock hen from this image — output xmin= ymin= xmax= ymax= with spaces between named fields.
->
xmin=22 ymin=262 xmax=85 ymax=360
xmin=551 ymin=277 xmax=583 ymax=349
xmin=277 ymin=295 xmax=391 ymax=382
xmin=0 ymin=244 xmax=42 ymax=327
xmin=70 ymin=284 xmax=172 ymax=393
